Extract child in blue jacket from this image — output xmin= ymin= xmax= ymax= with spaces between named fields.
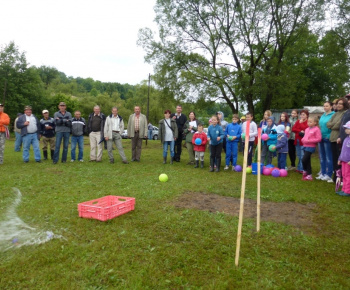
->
xmin=224 ymin=114 xmax=241 ymax=170
xmin=261 ymin=116 xmax=277 ymax=165
xmin=275 ymin=124 xmax=288 ymax=169
xmin=207 ymin=115 xmax=225 ymax=172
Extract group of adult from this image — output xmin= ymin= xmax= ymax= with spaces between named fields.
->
xmin=1 ymin=102 xmax=150 ymax=164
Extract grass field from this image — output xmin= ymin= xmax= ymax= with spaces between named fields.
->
xmin=0 ymin=138 xmax=350 ymax=289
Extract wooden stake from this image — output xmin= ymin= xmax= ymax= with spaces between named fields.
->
xmin=235 ymin=120 xmax=250 ymax=267
xmin=257 ymin=128 xmax=262 ymax=232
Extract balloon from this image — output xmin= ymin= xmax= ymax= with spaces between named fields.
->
xmin=263 ymin=168 xmax=272 ymax=175
xmin=266 ymin=164 xmax=274 ymax=168
xmin=261 ymin=133 xmax=268 ymax=141
xmin=159 ymin=173 xmax=168 ymax=182
xmin=241 ymin=133 xmax=245 ymax=140
xmin=279 ymin=169 xmax=288 ymax=177
xmin=271 ymin=169 xmax=280 ymax=177
xmin=269 ymin=145 xmax=276 ymax=152
xmin=234 ymin=165 xmax=242 ymax=172
xmin=195 ymin=138 xmax=202 ymax=145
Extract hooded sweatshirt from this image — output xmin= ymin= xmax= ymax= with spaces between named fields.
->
xmin=262 ymin=117 xmax=277 ymax=146
xmin=275 ymin=125 xmax=288 ymax=153
xmin=217 ymin=111 xmax=228 ymax=131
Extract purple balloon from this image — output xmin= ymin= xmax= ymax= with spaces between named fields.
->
xmin=271 ymin=169 xmax=280 ymax=177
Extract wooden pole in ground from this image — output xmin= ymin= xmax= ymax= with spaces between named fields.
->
xmin=257 ymin=128 xmax=262 ymax=232
xmin=235 ymin=120 xmax=250 ymax=267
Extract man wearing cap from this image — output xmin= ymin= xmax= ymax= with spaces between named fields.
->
xmin=87 ymin=105 xmax=106 ymax=162
xmin=40 ymin=109 xmax=55 ymax=160
xmin=16 ymin=106 xmax=41 ymax=163
xmin=53 ymin=102 xmax=72 ymax=164
xmin=0 ymin=103 xmax=10 ymax=164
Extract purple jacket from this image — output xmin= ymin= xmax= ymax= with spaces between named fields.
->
xmin=339 ymin=136 xmax=350 ymax=163
xmin=275 ymin=133 xmax=288 ymax=153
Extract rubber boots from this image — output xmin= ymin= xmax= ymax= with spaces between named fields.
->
xmin=43 ymin=150 xmax=48 ymax=160
xmin=194 ymin=160 xmax=199 ymax=168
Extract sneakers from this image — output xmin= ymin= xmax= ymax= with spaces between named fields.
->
xmin=321 ymin=175 xmax=333 ymax=182
xmin=79 ymin=159 xmax=84 ymax=162
xmin=232 ymin=166 xmax=236 ymax=171
xmin=316 ymin=174 xmax=324 ymax=180
xmin=224 ymin=165 xmax=229 ymax=170
xmin=288 ymin=166 xmax=296 ymax=170
xmin=70 ymin=160 xmax=75 ymax=162
xmin=303 ymin=174 xmax=313 ymax=181
xmin=336 ymin=191 xmax=350 ymax=196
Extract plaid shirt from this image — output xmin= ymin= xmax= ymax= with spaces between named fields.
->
xmin=135 ymin=115 xmax=140 ymax=132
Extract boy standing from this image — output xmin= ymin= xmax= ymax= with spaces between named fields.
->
xmin=224 ymin=114 xmax=242 ymax=170
xmin=261 ymin=116 xmax=277 ymax=165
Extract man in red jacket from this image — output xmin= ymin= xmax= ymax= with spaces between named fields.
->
xmin=0 ymin=103 xmax=10 ymax=164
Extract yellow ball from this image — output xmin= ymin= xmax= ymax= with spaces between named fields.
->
xmin=246 ymin=167 xmax=252 ymax=174
xmin=159 ymin=173 xmax=168 ymax=182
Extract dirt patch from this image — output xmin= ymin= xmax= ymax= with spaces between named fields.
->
xmin=174 ymin=192 xmax=321 ymax=234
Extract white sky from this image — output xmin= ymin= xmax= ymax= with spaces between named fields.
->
xmin=0 ymin=0 xmax=157 ymax=85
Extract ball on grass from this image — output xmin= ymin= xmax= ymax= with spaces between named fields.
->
xmin=279 ymin=169 xmax=288 ymax=177
xmin=271 ymin=169 xmax=280 ymax=177
xmin=195 ymin=138 xmax=202 ymax=145
xmin=261 ymin=133 xmax=268 ymax=141
xmin=159 ymin=173 xmax=168 ymax=182
xmin=235 ymin=165 xmax=242 ymax=172
xmin=263 ymin=168 xmax=272 ymax=175
xmin=246 ymin=167 xmax=252 ymax=174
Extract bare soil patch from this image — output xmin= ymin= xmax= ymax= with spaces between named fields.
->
xmin=174 ymin=192 xmax=322 ymax=234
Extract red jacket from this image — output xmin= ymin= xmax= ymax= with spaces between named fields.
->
xmin=292 ymin=120 xmax=308 ymax=146
xmin=192 ymin=131 xmax=208 ymax=152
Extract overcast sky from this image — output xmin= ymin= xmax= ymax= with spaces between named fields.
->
xmin=0 ymin=0 xmax=157 ymax=85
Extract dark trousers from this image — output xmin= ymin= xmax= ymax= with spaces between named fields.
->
xmin=131 ymin=132 xmax=143 ymax=161
xmin=302 ymin=150 xmax=313 ymax=175
xmin=288 ymin=139 xmax=296 ymax=167
xmin=331 ymin=142 xmax=341 ymax=181
xmin=242 ymin=141 xmax=254 ymax=166
xmin=210 ymin=142 xmax=223 ymax=160
xmin=174 ymin=132 xmax=183 ymax=161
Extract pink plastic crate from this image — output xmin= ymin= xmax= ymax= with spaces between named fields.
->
xmin=78 ymin=195 xmax=135 ymax=221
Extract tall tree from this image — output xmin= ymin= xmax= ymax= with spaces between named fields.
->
xmin=138 ymin=0 xmax=325 ymax=115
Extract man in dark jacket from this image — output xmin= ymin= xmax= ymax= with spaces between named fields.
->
xmin=87 ymin=105 xmax=106 ymax=162
xmin=53 ymin=102 xmax=72 ymax=164
xmin=170 ymin=105 xmax=187 ymax=162
xmin=40 ymin=109 xmax=55 ymax=160
xmin=71 ymin=110 xmax=86 ymax=162
xmin=17 ymin=105 xmax=41 ymax=163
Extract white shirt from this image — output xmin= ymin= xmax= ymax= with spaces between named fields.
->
xmin=111 ymin=115 xmax=120 ymax=131
xmin=242 ymin=121 xmax=258 ymax=141
xmin=164 ymin=118 xmax=174 ymax=141
xmin=26 ymin=114 xmax=37 ymax=133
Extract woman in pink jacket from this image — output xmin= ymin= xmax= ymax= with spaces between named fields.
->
xmin=301 ymin=116 xmax=322 ymax=181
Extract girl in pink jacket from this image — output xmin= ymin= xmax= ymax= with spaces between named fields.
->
xmin=301 ymin=116 xmax=322 ymax=181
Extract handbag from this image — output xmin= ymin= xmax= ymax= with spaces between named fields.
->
xmin=4 ymin=126 xmax=10 ymax=139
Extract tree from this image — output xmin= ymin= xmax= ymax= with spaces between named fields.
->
xmin=138 ymin=0 xmax=326 ymax=115
xmin=0 ymin=42 xmax=45 ymax=118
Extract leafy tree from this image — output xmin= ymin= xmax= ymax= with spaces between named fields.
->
xmin=138 ymin=0 xmax=326 ymax=115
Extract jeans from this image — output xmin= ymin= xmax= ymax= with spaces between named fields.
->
xmin=15 ymin=132 xmax=22 ymax=151
xmin=71 ymin=135 xmax=84 ymax=161
xmin=163 ymin=141 xmax=175 ymax=158
xmin=22 ymin=133 xmax=41 ymax=162
xmin=53 ymin=132 xmax=70 ymax=162
xmin=318 ymin=139 xmax=333 ymax=177
xmin=278 ymin=153 xmax=287 ymax=169
xmin=296 ymin=140 xmax=304 ymax=171
xmin=148 ymin=129 xmax=153 ymax=140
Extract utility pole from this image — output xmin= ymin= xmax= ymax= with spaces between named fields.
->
xmin=146 ymin=73 xmax=150 ymax=145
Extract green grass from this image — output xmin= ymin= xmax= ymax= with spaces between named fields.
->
xmin=1 ymin=139 xmax=350 ymax=289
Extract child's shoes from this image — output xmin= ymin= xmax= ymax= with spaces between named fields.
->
xmin=303 ymin=174 xmax=313 ymax=181
xmin=224 ymin=165 xmax=229 ymax=170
